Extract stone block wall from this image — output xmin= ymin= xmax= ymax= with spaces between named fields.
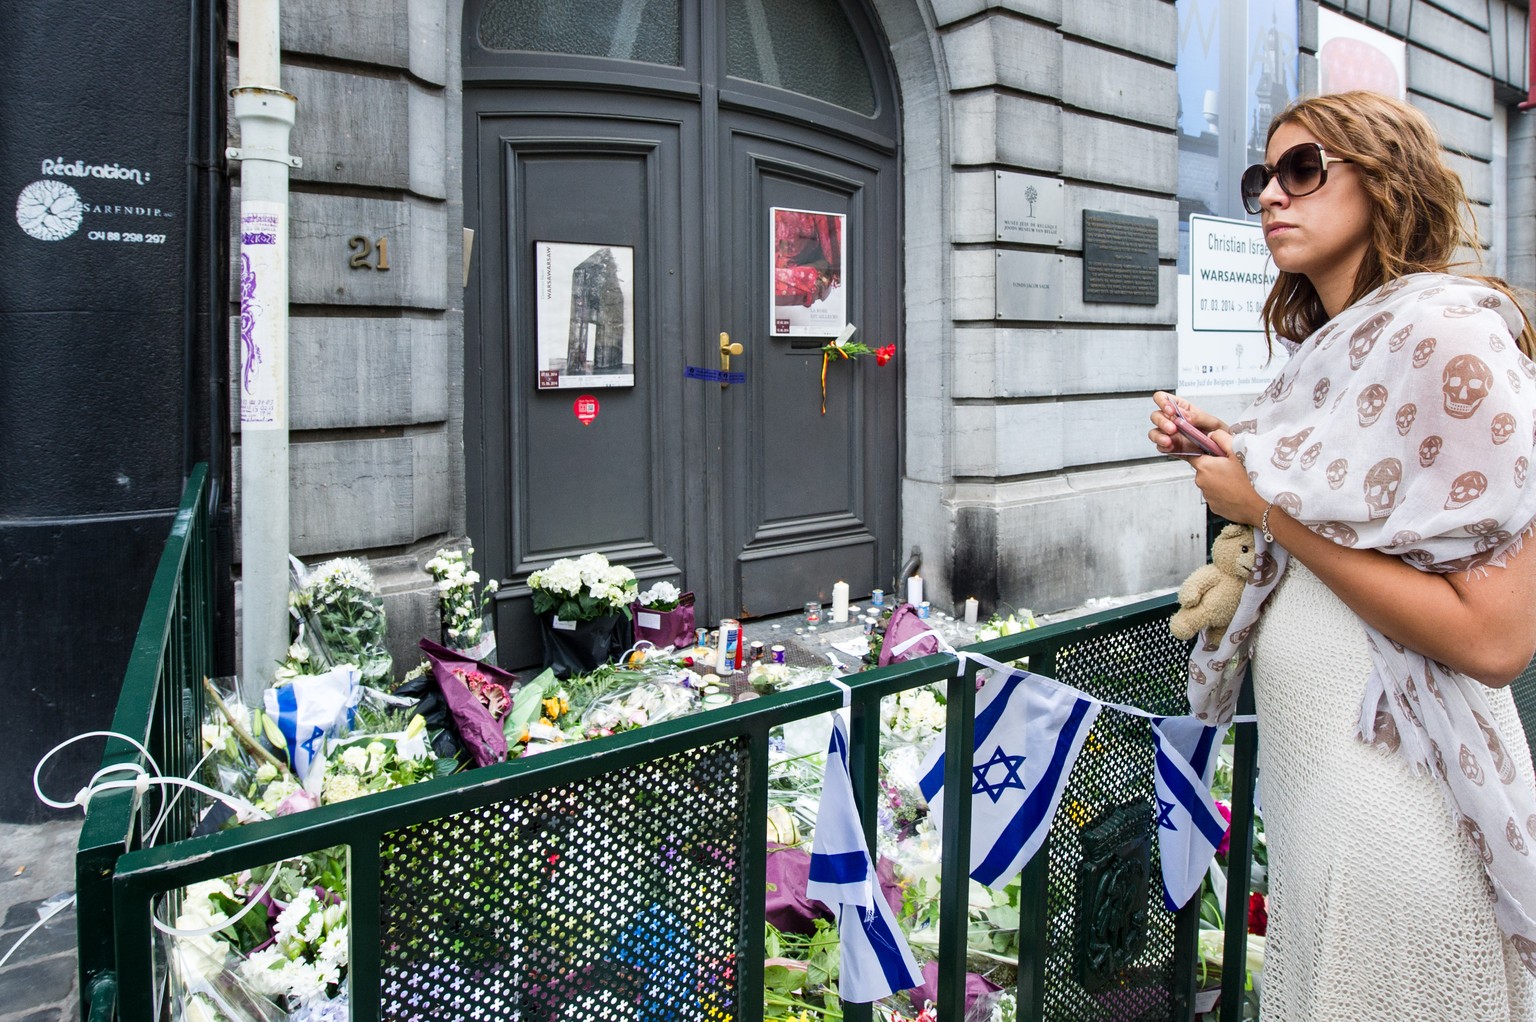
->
xmin=900 ymin=0 xmax=1204 ymax=616
xmin=226 ymin=0 xmax=465 ymax=679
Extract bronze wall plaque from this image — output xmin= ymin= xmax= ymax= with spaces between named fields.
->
xmin=1082 ymin=210 xmax=1158 ymax=305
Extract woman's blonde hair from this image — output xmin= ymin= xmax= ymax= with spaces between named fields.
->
xmin=1259 ymin=90 xmax=1535 ymax=357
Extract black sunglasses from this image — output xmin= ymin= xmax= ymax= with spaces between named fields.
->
xmin=1240 ymin=142 xmax=1351 ymax=214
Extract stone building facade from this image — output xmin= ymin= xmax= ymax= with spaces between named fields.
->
xmin=230 ymin=0 xmax=1534 ymax=674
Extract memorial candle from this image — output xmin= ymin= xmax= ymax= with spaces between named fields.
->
xmin=831 ymin=581 xmax=850 ymax=623
xmin=906 ymin=574 xmax=923 ymax=607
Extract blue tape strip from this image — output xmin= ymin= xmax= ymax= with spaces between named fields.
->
xmin=684 ymin=366 xmax=745 ymax=383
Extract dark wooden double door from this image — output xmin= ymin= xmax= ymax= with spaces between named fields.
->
xmin=466 ymin=54 xmax=900 ymax=666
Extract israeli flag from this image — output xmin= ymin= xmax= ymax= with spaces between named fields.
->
xmin=1151 ymin=716 xmax=1230 ymax=910
xmin=806 ymin=712 xmax=923 ymax=1003
xmin=264 ymin=664 xmax=361 ymax=782
xmin=919 ymin=669 xmax=1102 ymax=889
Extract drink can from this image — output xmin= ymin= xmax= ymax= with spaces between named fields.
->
xmin=771 ymin=644 xmax=786 ymax=664
xmin=870 ymin=588 xmax=885 ymax=607
xmin=716 ymin=619 xmax=741 ymax=674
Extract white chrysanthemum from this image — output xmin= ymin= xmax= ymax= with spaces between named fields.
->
xmin=284 ymin=960 xmax=329 ymax=1005
xmin=300 ymin=904 xmax=326 ymax=944
xmin=339 ymin=746 xmax=368 ymax=772
xmin=317 ymin=924 xmax=348 ymax=969
xmin=239 ymin=946 xmax=290 ymax=997
xmin=275 ymin=888 xmax=319 ymax=942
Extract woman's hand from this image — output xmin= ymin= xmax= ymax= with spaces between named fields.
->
xmin=1186 ymin=431 xmax=1268 ymax=527
xmin=1147 ymin=391 xmax=1229 ymax=458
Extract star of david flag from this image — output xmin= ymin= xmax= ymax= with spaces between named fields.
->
xmin=1150 ymin=716 xmax=1230 ymax=911
xmin=263 ymin=664 xmax=361 ymax=783
xmin=806 ymin=712 xmax=923 ymax=1003
xmin=919 ymin=668 xmax=1103 ymax=888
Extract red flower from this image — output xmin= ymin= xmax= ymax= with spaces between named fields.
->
xmin=1248 ymin=892 xmax=1268 ymax=936
xmin=875 ymin=343 xmax=896 ymax=366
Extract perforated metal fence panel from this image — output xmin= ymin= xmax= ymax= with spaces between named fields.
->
xmin=377 ymin=739 xmax=750 ymax=1022
xmin=1036 ymin=613 xmax=1197 ymax=1021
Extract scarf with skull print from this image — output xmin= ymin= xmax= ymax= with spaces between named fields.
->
xmin=1186 ymin=272 xmax=1536 ymax=969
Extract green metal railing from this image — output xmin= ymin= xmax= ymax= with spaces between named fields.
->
xmin=76 ymin=463 xmax=213 ymax=1022
xmin=83 ymin=464 xmax=1267 ymax=1022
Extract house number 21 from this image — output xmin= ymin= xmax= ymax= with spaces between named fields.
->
xmin=347 ymin=235 xmax=391 ymax=271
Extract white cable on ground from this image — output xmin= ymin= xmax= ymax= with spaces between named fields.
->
xmin=0 ymin=892 xmax=74 ymax=971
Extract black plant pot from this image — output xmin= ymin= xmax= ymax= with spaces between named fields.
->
xmin=538 ymin=612 xmax=633 ymax=679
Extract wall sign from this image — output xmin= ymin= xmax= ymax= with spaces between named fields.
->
xmin=995 ymin=172 xmax=1063 ymax=245
xmin=1082 ymin=210 xmax=1158 ymax=305
xmin=995 ymin=251 xmax=1063 ymax=321
xmin=573 ymin=394 xmax=600 ymax=426
xmin=1187 ymin=215 xmax=1268 ymax=332
xmin=535 ymin=241 xmax=635 ymax=390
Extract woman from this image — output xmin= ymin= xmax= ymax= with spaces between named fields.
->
xmin=1149 ymin=91 xmax=1536 ymax=1019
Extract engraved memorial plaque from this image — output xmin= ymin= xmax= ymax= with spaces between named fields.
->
xmin=1082 ymin=210 xmax=1159 ymax=305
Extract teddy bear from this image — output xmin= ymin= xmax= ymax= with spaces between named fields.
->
xmin=1169 ymin=523 xmax=1256 ymax=641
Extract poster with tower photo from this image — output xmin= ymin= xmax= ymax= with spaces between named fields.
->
xmin=534 ymin=241 xmax=636 ymax=389
xmin=769 ymin=207 xmax=847 ymax=337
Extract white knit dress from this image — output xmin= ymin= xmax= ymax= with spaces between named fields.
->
xmin=1250 ymin=559 xmax=1536 ymax=1021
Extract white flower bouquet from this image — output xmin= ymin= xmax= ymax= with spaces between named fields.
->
xmin=425 ymin=546 xmax=499 ymax=658
xmin=527 ymin=552 xmax=638 ymax=622
xmin=289 ymin=556 xmax=393 ymax=687
xmin=169 ymin=847 xmax=350 ymax=1021
xmin=631 ymin=579 xmax=696 ymax=649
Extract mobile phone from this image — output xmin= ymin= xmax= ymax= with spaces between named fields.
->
xmin=1168 ymin=402 xmax=1225 ymax=457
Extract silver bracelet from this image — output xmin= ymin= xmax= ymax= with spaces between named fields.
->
xmin=1260 ymin=503 xmax=1276 ymax=543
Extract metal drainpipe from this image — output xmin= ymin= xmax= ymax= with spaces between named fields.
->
xmin=229 ymin=0 xmax=299 ymax=703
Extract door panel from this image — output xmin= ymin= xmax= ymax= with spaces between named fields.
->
xmin=720 ymin=116 xmax=899 ymax=616
xmin=467 ymin=100 xmax=700 ymax=666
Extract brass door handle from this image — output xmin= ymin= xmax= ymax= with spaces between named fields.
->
xmin=719 ymin=332 xmax=743 ymax=387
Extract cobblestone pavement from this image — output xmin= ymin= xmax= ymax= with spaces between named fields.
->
xmin=0 ymin=819 xmax=83 ymax=1022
